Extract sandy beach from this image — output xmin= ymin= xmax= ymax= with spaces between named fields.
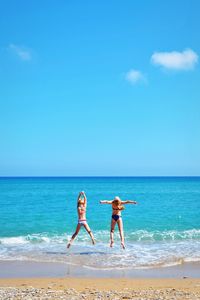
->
xmin=0 ymin=261 xmax=200 ymax=299
xmin=0 ymin=277 xmax=200 ymax=299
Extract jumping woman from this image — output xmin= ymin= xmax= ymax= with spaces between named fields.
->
xmin=100 ymin=196 xmax=137 ymax=249
xmin=67 ymin=191 xmax=95 ymax=248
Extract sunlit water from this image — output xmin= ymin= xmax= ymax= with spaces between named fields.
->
xmin=0 ymin=177 xmax=200 ymax=269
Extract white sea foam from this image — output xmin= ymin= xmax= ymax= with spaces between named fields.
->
xmin=0 ymin=230 xmax=200 ymax=269
xmin=128 ymin=229 xmax=200 ymax=241
xmin=0 ymin=236 xmax=29 ymax=245
xmin=1 ymin=229 xmax=199 ymax=247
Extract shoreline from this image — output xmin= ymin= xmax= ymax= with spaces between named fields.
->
xmin=0 ymin=261 xmax=200 ymax=299
xmin=0 ymin=260 xmax=200 ymax=278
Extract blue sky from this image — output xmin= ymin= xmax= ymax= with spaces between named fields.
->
xmin=0 ymin=0 xmax=200 ymax=176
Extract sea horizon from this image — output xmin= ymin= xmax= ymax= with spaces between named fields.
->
xmin=1 ymin=175 xmax=200 ymax=178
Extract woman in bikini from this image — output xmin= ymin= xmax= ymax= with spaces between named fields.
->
xmin=67 ymin=191 xmax=95 ymax=248
xmin=100 ymin=196 xmax=137 ymax=249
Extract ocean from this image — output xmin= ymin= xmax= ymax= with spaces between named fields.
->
xmin=0 ymin=177 xmax=200 ymax=270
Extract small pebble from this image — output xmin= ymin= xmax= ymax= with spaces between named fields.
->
xmin=0 ymin=286 xmax=200 ymax=299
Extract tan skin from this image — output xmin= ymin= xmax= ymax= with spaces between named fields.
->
xmin=100 ymin=197 xmax=137 ymax=249
xmin=67 ymin=192 xmax=95 ymax=248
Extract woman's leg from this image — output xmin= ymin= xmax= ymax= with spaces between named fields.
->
xmin=110 ymin=218 xmax=116 ymax=247
xmin=117 ymin=218 xmax=125 ymax=249
xmin=67 ymin=223 xmax=81 ymax=248
xmin=83 ymin=223 xmax=95 ymax=245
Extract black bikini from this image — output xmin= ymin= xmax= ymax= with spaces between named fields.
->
xmin=112 ymin=214 xmax=121 ymax=222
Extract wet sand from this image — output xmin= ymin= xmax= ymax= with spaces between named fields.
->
xmin=0 ymin=260 xmax=200 ymax=278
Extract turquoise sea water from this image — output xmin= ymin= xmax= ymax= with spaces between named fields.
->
xmin=0 ymin=177 xmax=200 ymax=269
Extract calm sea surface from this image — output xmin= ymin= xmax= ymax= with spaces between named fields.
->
xmin=0 ymin=177 xmax=200 ymax=269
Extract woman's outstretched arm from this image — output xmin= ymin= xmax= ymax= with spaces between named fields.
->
xmin=100 ymin=200 xmax=113 ymax=204
xmin=121 ymin=200 xmax=137 ymax=204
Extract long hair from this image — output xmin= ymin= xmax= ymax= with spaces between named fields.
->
xmin=112 ymin=198 xmax=124 ymax=210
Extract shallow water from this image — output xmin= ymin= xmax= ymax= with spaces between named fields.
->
xmin=0 ymin=177 xmax=200 ymax=269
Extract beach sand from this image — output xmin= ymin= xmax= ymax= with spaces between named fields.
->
xmin=0 ymin=261 xmax=200 ymax=299
xmin=0 ymin=277 xmax=200 ymax=299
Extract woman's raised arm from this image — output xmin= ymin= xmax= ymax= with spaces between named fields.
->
xmin=77 ymin=192 xmax=82 ymax=202
xmin=83 ymin=191 xmax=87 ymax=207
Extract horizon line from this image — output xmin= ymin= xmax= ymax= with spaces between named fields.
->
xmin=0 ymin=175 xmax=200 ymax=178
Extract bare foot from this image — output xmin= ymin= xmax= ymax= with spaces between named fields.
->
xmin=110 ymin=241 xmax=114 ymax=248
xmin=67 ymin=243 xmax=71 ymax=249
xmin=92 ymin=239 xmax=95 ymax=245
xmin=121 ymin=242 xmax=125 ymax=250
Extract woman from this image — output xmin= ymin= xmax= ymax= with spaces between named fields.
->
xmin=67 ymin=191 xmax=95 ymax=248
xmin=100 ymin=196 xmax=137 ymax=249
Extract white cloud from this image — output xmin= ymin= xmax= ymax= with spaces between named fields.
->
xmin=9 ymin=44 xmax=32 ymax=61
xmin=151 ymin=49 xmax=198 ymax=70
xmin=125 ymin=69 xmax=146 ymax=84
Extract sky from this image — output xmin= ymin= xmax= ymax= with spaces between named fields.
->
xmin=0 ymin=0 xmax=200 ymax=176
